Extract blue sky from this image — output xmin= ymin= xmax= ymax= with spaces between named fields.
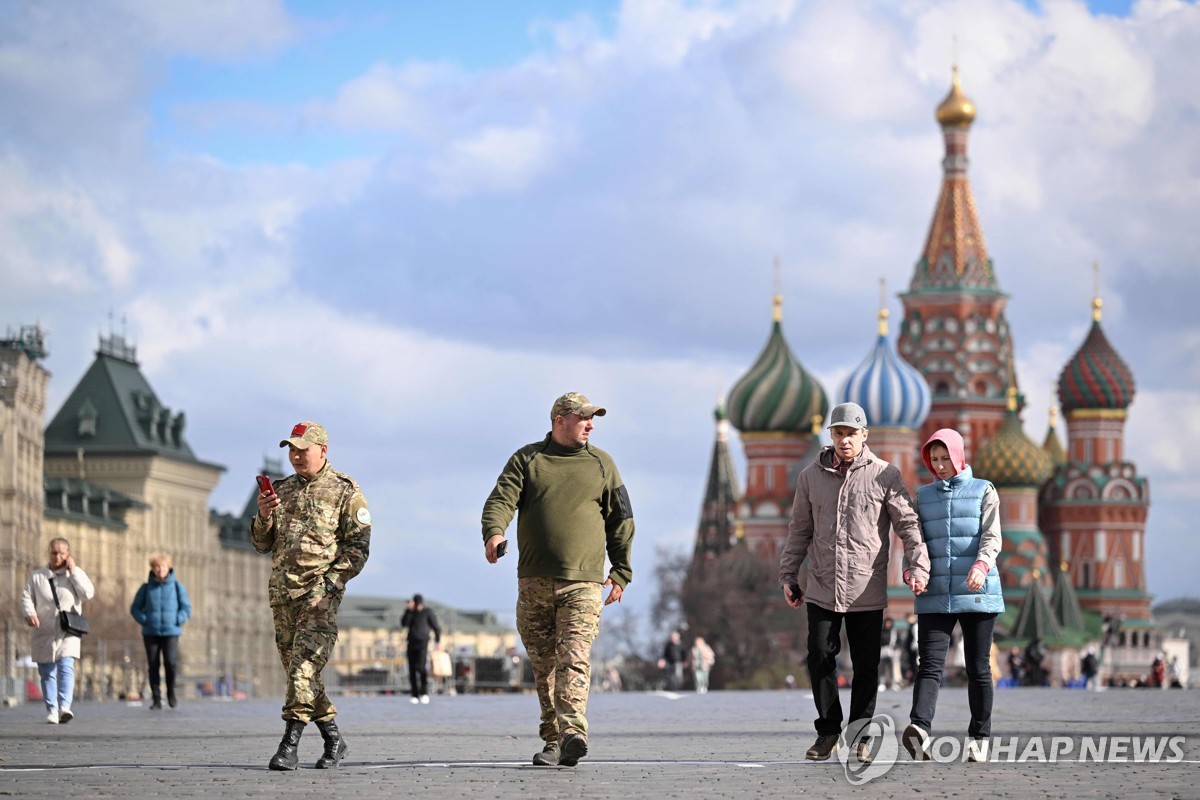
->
xmin=2 ymin=0 xmax=1197 ymax=639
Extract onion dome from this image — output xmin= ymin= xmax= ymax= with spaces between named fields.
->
xmin=839 ymin=304 xmax=931 ymax=429
xmin=1057 ymin=297 xmax=1136 ymax=413
xmin=1042 ymin=404 xmax=1066 ymax=467
xmin=727 ymin=293 xmax=828 ymax=433
xmin=974 ymin=387 xmax=1052 ymax=487
xmin=935 ymin=65 xmax=976 ymax=127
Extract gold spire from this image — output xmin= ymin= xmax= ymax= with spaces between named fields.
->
xmin=1092 ymin=261 xmax=1103 ymax=322
xmin=877 ymin=277 xmax=889 ymax=336
xmin=1048 ymin=403 xmax=1058 ymax=428
xmin=772 ymin=256 xmax=782 ymax=323
xmin=1006 ymin=382 xmax=1019 ymax=412
xmin=810 ymin=413 xmax=823 ymax=435
xmin=935 ymin=64 xmax=976 ymax=127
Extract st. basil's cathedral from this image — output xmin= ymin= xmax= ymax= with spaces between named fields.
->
xmin=693 ymin=69 xmax=1159 ymax=678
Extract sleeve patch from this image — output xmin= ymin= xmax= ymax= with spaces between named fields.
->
xmin=356 ymin=507 xmax=372 ymax=525
xmin=615 ymin=485 xmax=633 ymax=520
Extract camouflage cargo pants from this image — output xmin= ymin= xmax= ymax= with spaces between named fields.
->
xmin=271 ymin=591 xmax=342 ymax=723
xmin=516 ymin=577 xmax=603 ymax=744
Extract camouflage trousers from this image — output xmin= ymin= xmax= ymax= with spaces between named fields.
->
xmin=271 ymin=591 xmax=342 ymax=723
xmin=516 ymin=577 xmax=603 ymax=744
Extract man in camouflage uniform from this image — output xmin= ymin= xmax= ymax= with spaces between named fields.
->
xmin=251 ymin=421 xmax=371 ymax=771
xmin=482 ymin=392 xmax=635 ymax=768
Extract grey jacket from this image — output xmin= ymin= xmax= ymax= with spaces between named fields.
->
xmin=779 ymin=444 xmax=929 ymax=613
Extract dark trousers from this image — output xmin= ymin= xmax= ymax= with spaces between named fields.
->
xmin=806 ymin=604 xmax=883 ymax=737
xmin=408 ymin=640 xmax=430 ymax=698
xmin=143 ymin=635 xmax=179 ymax=701
xmin=909 ymin=612 xmax=997 ymax=739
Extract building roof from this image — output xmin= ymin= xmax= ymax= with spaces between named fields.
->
xmin=1050 ymin=562 xmax=1087 ymax=632
xmin=44 ymin=333 xmax=222 ymax=470
xmin=727 ymin=294 xmax=827 ymax=434
xmin=1009 ymin=579 xmax=1064 ymax=642
xmin=974 ymin=390 xmax=1052 ymax=487
xmin=1042 ymin=406 xmax=1067 ymax=467
xmin=693 ymin=400 xmax=742 ymax=560
xmin=44 ymin=476 xmax=148 ymax=530
xmin=1058 ymin=302 xmax=1136 ymax=413
xmin=840 ymin=306 xmax=931 ymax=429
xmin=338 ymin=594 xmax=514 ymax=636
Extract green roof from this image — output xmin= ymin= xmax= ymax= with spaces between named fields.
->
xmin=44 ymin=335 xmax=221 ymax=470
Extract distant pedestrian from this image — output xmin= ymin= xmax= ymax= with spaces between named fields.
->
xmin=1024 ymin=638 xmax=1047 ymax=687
xmin=690 ymin=636 xmax=716 ymax=694
xmin=482 ymin=391 xmax=635 ymax=768
xmin=21 ymin=538 xmax=95 ymax=724
xmin=879 ymin=617 xmax=901 ymax=691
xmin=251 ymin=421 xmax=371 ymax=770
xmin=658 ymin=631 xmax=686 ymax=691
xmin=1151 ymin=652 xmax=1166 ymax=688
xmin=130 ymin=552 xmax=192 ymax=710
xmin=402 ymin=594 xmax=441 ymax=704
xmin=1007 ymin=646 xmax=1024 ymax=687
xmin=1080 ymin=647 xmax=1098 ymax=690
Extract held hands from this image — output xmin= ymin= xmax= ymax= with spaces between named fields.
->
xmin=903 ymin=569 xmax=927 ymax=596
xmin=603 ymin=577 xmax=623 ymax=606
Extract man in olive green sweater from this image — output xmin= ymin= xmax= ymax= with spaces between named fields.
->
xmin=482 ymin=391 xmax=635 ymax=768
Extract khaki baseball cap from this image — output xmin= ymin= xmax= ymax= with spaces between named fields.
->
xmin=280 ymin=421 xmax=328 ymax=450
xmin=550 ymin=392 xmax=607 ymax=422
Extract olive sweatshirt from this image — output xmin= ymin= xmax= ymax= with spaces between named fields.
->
xmin=481 ymin=434 xmax=635 ymax=588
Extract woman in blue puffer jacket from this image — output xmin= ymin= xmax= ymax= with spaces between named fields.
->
xmin=901 ymin=428 xmax=1003 ymax=764
xmin=130 ymin=553 xmax=192 ymax=710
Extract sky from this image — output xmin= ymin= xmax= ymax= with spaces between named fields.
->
xmin=2 ymin=0 xmax=1197 ymax=640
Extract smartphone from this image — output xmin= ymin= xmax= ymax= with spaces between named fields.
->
xmin=496 ymin=540 xmax=509 ymax=558
xmin=787 ymin=583 xmax=802 ymax=602
xmin=256 ymin=475 xmax=275 ymax=496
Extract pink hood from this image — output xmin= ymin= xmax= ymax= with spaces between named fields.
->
xmin=922 ymin=428 xmax=966 ymax=477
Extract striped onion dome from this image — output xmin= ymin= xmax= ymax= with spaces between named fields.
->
xmin=1058 ymin=298 xmax=1135 ymax=413
xmin=727 ymin=294 xmax=828 ymax=433
xmin=974 ymin=388 xmax=1053 ymax=487
xmin=839 ymin=307 xmax=931 ymax=429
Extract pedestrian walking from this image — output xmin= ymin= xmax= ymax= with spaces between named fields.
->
xmin=130 ymin=552 xmax=192 ymax=710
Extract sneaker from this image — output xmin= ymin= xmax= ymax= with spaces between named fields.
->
xmin=966 ymin=738 xmax=990 ymax=762
xmin=805 ymin=734 xmax=839 ymax=761
xmin=558 ymin=733 xmax=588 ymax=767
xmin=46 ymin=709 xmax=59 ymax=724
xmin=419 ymin=694 xmax=430 ymax=704
xmin=59 ymin=709 xmax=73 ymax=724
xmin=855 ymin=737 xmax=873 ymax=764
xmin=532 ymin=742 xmax=559 ymax=766
xmin=902 ymin=724 xmax=931 ymax=761
xmin=410 ymin=697 xmax=419 ymax=704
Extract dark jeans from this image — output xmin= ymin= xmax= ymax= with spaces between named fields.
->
xmin=143 ymin=635 xmax=179 ymax=701
xmin=909 ymin=612 xmax=997 ymax=738
xmin=806 ymin=604 xmax=883 ymax=737
xmin=408 ymin=640 xmax=430 ymax=698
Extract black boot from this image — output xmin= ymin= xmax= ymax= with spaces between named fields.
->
xmin=268 ymin=720 xmax=306 ymax=770
xmin=314 ymin=719 xmax=348 ymax=769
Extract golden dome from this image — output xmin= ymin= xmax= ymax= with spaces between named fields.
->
xmin=935 ymin=66 xmax=976 ymax=127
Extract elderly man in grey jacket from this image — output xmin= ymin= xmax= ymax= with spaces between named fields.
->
xmin=779 ymin=402 xmax=930 ymax=764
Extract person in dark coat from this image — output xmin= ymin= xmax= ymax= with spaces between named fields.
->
xmin=401 ymin=594 xmax=441 ymax=704
xmin=130 ymin=553 xmax=192 ymax=709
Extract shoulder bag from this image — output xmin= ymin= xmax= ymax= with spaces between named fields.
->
xmin=49 ymin=576 xmax=90 ymax=637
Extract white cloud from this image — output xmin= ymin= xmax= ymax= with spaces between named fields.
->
xmin=427 ymin=119 xmax=569 ymax=199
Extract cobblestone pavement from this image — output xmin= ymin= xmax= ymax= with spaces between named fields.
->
xmin=1 ymin=687 xmax=1197 ymax=799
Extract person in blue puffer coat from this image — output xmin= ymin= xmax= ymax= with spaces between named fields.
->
xmin=901 ymin=428 xmax=1003 ymax=764
xmin=130 ymin=553 xmax=192 ymax=710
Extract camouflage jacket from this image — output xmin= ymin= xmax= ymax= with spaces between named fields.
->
xmin=250 ymin=461 xmax=371 ymax=602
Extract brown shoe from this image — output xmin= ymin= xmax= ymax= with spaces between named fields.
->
xmin=805 ymin=734 xmax=840 ymax=761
